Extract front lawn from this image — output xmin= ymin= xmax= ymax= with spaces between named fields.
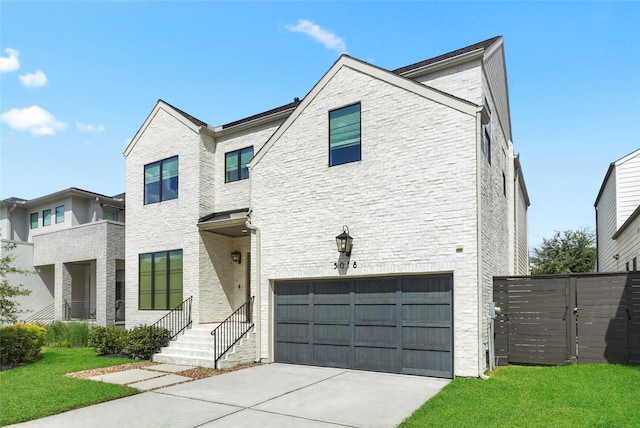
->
xmin=0 ymin=347 xmax=139 ymax=426
xmin=400 ymin=364 xmax=640 ymax=427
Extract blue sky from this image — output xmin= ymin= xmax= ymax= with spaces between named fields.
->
xmin=1 ymin=1 xmax=638 ymax=248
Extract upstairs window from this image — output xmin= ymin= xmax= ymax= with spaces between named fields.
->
xmin=55 ymin=205 xmax=65 ymax=223
xmin=30 ymin=213 xmax=38 ymax=229
xmin=329 ymin=103 xmax=361 ymax=166
xmin=225 ymin=146 xmax=253 ymax=183
xmin=482 ymin=124 xmax=491 ymax=165
xmin=42 ymin=209 xmax=51 ymax=226
xmin=144 ymin=156 xmax=178 ymax=205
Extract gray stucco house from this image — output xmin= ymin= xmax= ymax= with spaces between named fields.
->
xmin=124 ymin=36 xmax=529 ymax=378
xmin=0 ymin=188 xmax=125 ymax=325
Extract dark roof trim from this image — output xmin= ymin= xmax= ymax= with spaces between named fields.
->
xmin=594 ymin=162 xmax=615 ymax=207
xmin=222 ymin=100 xmax=301 ymax=129
xmin=1 ymin=187 xmax=125 ymax=207
xmin=199 ymin=208 xmax=250 ymax=223
xmin=159 ymin=99 xmax=208 ymax=127
xmin=612 ymin=204 xmax=640 ymax=240
xmin=392 ymin=36 xmax=501 ymax=75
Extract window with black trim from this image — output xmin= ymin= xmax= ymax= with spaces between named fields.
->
xmin=55 ymin=205 xmax=65 ymax=223
xmin=139 ymin=249 xmax=183 ymax=310
xmin=144 ymin=156 xmax=178 ymax=205
xmin=329 ymin=103 xmax=361 ymax=166
xmin=225 ymin=146 xmax=253 ymax=183
xmin=30 ymin=213 xmax=38 ymax=229
xmin=42 ymin=209 xmax=51 ymax=226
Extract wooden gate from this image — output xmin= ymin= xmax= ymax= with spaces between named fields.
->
xmin=494 ymin=272 xmax=640 ymax=366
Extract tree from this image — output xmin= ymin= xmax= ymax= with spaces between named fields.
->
xmin=530 ymin=229 xmax=596 ymax=275
xmin=0 ymin=241 xmax=33 ymax=324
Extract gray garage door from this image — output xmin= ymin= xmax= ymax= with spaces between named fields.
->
xmin=274 ymin=274 xmax=453 ymax=378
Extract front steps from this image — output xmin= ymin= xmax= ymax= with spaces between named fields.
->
xmin=152 ymin=323 xmax=256 ymax=369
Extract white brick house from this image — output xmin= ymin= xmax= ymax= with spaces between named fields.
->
xmin=124 ymin=36 xmax=529 ymax=378
xmin=595 ymin=148 xmax=640 ymax=272
xmin=0 ymin=188 xmax=125 ymax=325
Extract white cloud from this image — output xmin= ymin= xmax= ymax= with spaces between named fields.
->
xmin=19 ymin=70 xmax=48 ymax=88
xmin=76 ymin=121 xmax=105 ymax=133
xmin=285 ymin=19 xmax=346 ymax=53
xmin=1 ymin=105 xmax=67 ymax=136
xmin=0 ymin=48 xmax=20 ymax=72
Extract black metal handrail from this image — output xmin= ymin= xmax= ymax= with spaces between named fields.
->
xmin=211 ymin=296 xmax=254 ymax=368
xmin=151 ymin=296 xmax=193 ymax=340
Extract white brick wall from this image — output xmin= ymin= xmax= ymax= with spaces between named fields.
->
xmin=251 ymin=66 xmax=482 ymax=376
xmin=125 ymin=107 xmax=205 ymax=328
xmin=414 ymin=60 xmax=483 ymax=105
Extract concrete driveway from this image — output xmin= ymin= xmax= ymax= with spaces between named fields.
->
xmin=11 ymin=363 xmax=450 ymax=428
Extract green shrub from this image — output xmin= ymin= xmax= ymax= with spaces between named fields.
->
xmin=44 ymin=321 xmax=90 ymax=347
xmin=125 ymin=325 xmax=171 ymax=360
xmin=87 ymin=326 xmax=128 ymax=356
xmin=0 ymin=324 xmax=46 ymax=367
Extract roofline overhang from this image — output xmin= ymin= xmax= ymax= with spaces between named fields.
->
xmin=209 ymin=107 xmax=296 ymax=138
xmin=198 ymin=216 xmax=248 ymax=231
xmin=397 ymin=49 xmax=485 ymax=80
xmin=514 ymin=154 xmax=531 ymax=207
xmin=611 ymin=204 xmax=640 ymax=240
xmin=1 ymin=188 xmax=124 ymax=208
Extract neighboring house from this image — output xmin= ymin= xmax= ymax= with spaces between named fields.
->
xmin=0 ymin=188 xmax=125 ymax=325
xmin=595 ymin=148 xmax=640 ymax=272
xmin=124 ymin=35 xmax=529 ymax=378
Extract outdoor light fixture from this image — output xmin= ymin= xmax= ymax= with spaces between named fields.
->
xmin=231 ymin=251 xmax=241 ymax=264
xmin=335 ymin=225 xmax=353 ymax=256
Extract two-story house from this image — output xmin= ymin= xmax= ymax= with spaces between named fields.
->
xmin=0 ymin=188 xmax=125 ymax=325
xmin=595 ymin=148 xmax=640 ymax=272
xmin=124 ymin=36 xmax=529 ymax=378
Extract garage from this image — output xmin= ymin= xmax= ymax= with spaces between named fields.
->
xmin=274 ymin=274 xmax=453 ymax=378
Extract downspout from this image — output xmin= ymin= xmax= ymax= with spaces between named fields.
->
xmin=8 ymin=203 xmax=17 ymax=241
xmin=476 ymin=109 xmax=489 ymax=380
xmin=245 ymin=218 xmax=261 ymax=363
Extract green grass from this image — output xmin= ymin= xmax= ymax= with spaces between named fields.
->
xmin=0 ymin=347 xmax=140 ymax=426
xmin=400 ymin=364 xmax=640 ymax=428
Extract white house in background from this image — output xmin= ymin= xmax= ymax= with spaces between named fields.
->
xmin=0 ymin=188 xmax=125 ymax=325
xmin=124 ymin=36 xmax=530 ymax=378
xmin=595 ymin=148 xmax=640 ymax=272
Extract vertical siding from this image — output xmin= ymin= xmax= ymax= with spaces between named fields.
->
xmin=616 ymin=151 xmax=640 ymax=226
xmin=483 ymin=46 xmax=512 ymax=143
xmin=596 ymin=171 xmax=618 ymax=271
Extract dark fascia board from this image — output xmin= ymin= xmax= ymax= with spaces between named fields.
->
xmin=199 ymin=208 xmax=250 ymax=223
xmin=159 ymin=99 xmax=208 ymax=127
xmin=2 ymin=188 xmax=125 ymax=209
xmin=612 ymin=204 xmax=640 ymax=240
xmin=594 ymin=162 xmax=615 ymax=207
xmin=221 ymin=100 xmax=301 ymax=129
xmin=393 ymin=36 xmax=502 ymax=76
xmin=514 ymin=155 xmax=530 ymax=207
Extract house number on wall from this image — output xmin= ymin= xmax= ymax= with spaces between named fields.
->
xmin=334 ymin=261 xmax=357 ymax=269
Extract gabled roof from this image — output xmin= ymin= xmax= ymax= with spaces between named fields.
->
xmin=393 ymin=36 xmax=502 ymax=76
xmin=594 ymin=148 xmax=640 ymax=206
xmin=222 ymin=99 xmax=301 ymax=129
xmin=124 ymin=99 xmax=208 ymax=158
xmin=250 ymin=54 xmax=481 ymax=168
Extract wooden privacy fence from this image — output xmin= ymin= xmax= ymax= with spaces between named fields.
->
xmin=493 ymin=272 xmax=640 ymax=366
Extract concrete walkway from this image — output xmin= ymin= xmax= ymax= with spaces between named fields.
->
xmin=10 ymin=363 xmax=450 ymax=428
xmin=87 ymin=363 xmax=196 ymax=391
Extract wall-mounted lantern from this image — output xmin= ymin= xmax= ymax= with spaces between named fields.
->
xmin=231 ymin=251 xmax=242 ymax=264
xmin=335 ymin=225 xmax=353 ymax=257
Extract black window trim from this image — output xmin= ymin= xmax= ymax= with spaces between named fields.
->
xmin=138 ymin=249 xmax=183 ymax=310
xmin=225 ymin=146 xmax=254 ymax=183
xmin=328 ymin=102 xmax=362 ymax=167
xmin=30 ymin=212 xmax=38 ymax=229
xmin=42 ymin=209 xmax=51 ymax=227
xmin=144 ymin=155 xmax=179 ymax=205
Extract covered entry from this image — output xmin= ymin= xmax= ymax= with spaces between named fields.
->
xmin=274 ymin=274 xmax=453 ymax=378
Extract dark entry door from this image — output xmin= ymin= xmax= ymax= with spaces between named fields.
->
xmin=274 ymin=274 xmax=453 ymax=378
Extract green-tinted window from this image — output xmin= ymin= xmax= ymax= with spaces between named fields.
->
xmin=144 ymin=156 xmax=178 ymax=204
xmin=225 ymin=146 xmax=253 ymax=182
xmin=55 ymin=205 xmax=65 ymax=223
xmin=30 ymin=213 xmax=38 ymax=229
xmin=329 ymin=103 xmax=361 ymax=166
xmin=138 ymin=250 xmax=183 ymax=310
xmin=43 ymin=209 xmax=51 ymax=226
